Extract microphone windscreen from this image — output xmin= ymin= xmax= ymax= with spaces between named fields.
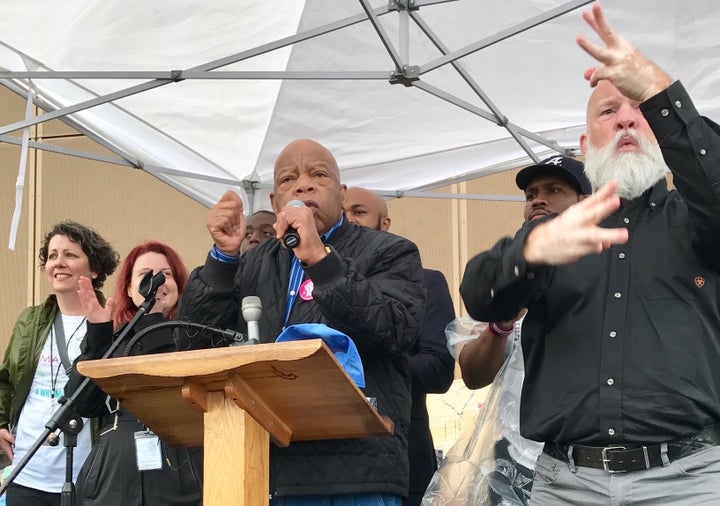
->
xmin=241 ymin=296 xmax=263 ymax=323
xmin=241 ymin=296 xmax=262 ymax=313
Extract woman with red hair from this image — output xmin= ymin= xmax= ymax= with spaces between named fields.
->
xmin=66 ymin=241 xmax=202 ymax=506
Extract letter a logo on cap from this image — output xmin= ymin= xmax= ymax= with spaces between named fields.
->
xmin=546 ymin=156 xmax=564 ymax=166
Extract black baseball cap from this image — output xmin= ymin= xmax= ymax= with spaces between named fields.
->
xmin=515 ymin=155 xmax=592 ymax=195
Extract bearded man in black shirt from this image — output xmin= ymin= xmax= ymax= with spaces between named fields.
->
xmin=460 ymin=4 xmax=720 ymax=505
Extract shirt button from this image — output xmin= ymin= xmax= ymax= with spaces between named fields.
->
xmin=607 ymin=378 xmax=615 ymax=386
xmin=623 ymin=218 xmax=630 ymax=224
xmin=490 ymin=288 xmax=495 ymax=298
xmin=614 ymin=292 xmax=622 ymax=299
xmin=609 ymin=331 xmax=617 ymax=338
xmin=618 ymin=253 xmax=625 ymax=259
xmin=700 ymin=148 xmax=707 ymax=156
xmin=661 ymin=109 xmax=669 ymax=117
xmin=290 ymin=290 xmax=296 ymax=296
xmin=608 ymin=428 xmax=616 ymax=436
xmin=514 ymin=265 xmax=520 ymax=277
xmin=650 ymin=202 xmax=656 ymax=208
xmin=675 ymin=100 xmax=682 ymax=108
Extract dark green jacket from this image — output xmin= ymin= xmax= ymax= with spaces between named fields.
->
xmin=0 ymin=292 xmax=104 ymax=431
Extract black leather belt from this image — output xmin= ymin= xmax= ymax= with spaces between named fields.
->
xmin=543 ymin=425 xmax=720 ymax=473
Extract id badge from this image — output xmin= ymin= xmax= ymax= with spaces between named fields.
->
xmin=134 ymin=430 xmax=162 ymax=471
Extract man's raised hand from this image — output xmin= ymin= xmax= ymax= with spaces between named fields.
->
xmin=576 ymin=3 xmax=673 ymax=101
xmin=523 ymin=180 xmax=629 ymax=266
xmin=207 ymin=190 xmax=245 ymax=255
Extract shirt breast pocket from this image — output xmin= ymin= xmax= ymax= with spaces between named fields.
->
xmin=633 ymin=223 xmax=717 ymax=302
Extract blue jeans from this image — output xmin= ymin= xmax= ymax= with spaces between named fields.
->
xmin=271 ymin=493 xmax=402 ymax=506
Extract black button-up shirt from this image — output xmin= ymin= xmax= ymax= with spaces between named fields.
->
xmin=460 ymin=81 xmax=720 ymax=445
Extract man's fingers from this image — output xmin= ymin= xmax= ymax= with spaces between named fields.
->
xmin=566 ymin=179 xmax=619 ymax=225
xmin=218 ymin=190 xmax=243 ymax=206
xmin=576 ymin=35 xmax=604 ymax=62
xmin=582 ymin=66 xmax=596 ymax=83
xmin=592 ymin=179 xmax=618 ymax=199
xmin=589 ymin=3 xmax=613 ymax=40
xmin=583 ymin=4 xmax=616 ymax=46
xmin=275 ymin=205 xmax=314 ymax=241
xmin=592 ymin=227 xmax=629 ymax=247
xmin=212 ymin=191 xmax=244 ymax=225
xmin=208 ymin=191 xmax=245 ymax=241
xmin=581 ymin=9 xmax=599 ymax=34
xmin=590 ymin=193 xmax=621 ymax=224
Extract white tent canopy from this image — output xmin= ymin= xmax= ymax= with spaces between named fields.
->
xmin=1 ymin=0 xmax=718 ymax=211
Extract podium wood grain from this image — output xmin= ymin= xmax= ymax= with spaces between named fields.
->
xmin=78 ymin=339 xmax=392 ymax=505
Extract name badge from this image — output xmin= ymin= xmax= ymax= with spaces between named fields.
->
xmin=134 ymin=430 xmax=162 ymax=471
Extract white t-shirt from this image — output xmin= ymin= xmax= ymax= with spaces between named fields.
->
xmin=13 ymin=314 xmax=92 ymax=493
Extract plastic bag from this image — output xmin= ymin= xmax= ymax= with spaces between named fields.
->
xmin=422 ymin=321 xmax=543 ymax=506
xmin=445 ymin=317 xmax=487 ymax=361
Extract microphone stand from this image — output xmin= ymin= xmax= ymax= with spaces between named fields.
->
xmin=0 ymin=272 xmax=165 ymax=504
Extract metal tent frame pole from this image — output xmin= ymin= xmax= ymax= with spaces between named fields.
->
xmin=0 ymin=0 xmax=591 ymax=207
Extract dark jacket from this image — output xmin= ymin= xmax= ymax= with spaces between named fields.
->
xmin=407 ymin=269 xmax=455 ymax=506
xmin=460 ymin=81 xmax=720 ymax=445
xmin=178 ymin=218 xmax=425 ymax=498
xmin=66 ymin=313 xmax=203 ymax=506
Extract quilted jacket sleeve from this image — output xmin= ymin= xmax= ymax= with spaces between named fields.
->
xmin=176 ymin=253 xmax=244 ymax=349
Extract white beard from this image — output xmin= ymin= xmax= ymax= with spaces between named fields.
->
xmin=584 ymin=130 xmax=670 ymax=200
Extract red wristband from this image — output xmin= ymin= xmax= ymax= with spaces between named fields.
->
xmin=488 ymin=322 xmax=513 ymax=337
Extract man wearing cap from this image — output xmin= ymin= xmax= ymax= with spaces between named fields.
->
xmin=457 ymin=155 xmax=590 ymax=505
xmin=460 ymin=5 xmax=720 ymax=505
xmin=459 ymin=153 xmax=590 ymax=387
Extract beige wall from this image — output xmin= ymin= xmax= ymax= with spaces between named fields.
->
xmin=387 ymin=177 xmax=525 ymax=318
xmin=0 ymin=85 xmax=529 ymax=453
xmin=0 ymin=83 xmax=527 ymax=351
xmin=0 ymin=87 xmax=212 ymax=347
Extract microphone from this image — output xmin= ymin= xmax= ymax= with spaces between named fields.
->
xmin=137 ymin=270 xmax=166 ymax=313
xmin=138 ymin=270 xmax=166 ymax=299
xmin=241 ymin=296 xmax=262 ymax=344
xmin=282 ymin=200 xmax=305 ymax=248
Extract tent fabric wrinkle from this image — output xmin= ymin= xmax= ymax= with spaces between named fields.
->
xmin=0 ymin=0 xmax=717 ymax=214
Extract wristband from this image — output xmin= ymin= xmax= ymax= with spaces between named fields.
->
xmin=488 ymin=321 xmax=513 ymax=337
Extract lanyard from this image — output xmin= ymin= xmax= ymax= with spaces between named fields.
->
xmin=53 ymin=312 xmax=73 ymax=373
xmin=283 ymin=216 xmax=343 ymax=328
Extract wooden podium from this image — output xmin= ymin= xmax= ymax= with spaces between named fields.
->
xmin=78 ymin=340 xmax=392 ymax=506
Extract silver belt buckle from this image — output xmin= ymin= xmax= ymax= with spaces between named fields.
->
xmin=601 ymin=445 xmax=627 ymax=473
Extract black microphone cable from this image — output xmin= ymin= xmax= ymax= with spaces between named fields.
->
xmin=122 ymin=320 xmax=253 ymax=356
